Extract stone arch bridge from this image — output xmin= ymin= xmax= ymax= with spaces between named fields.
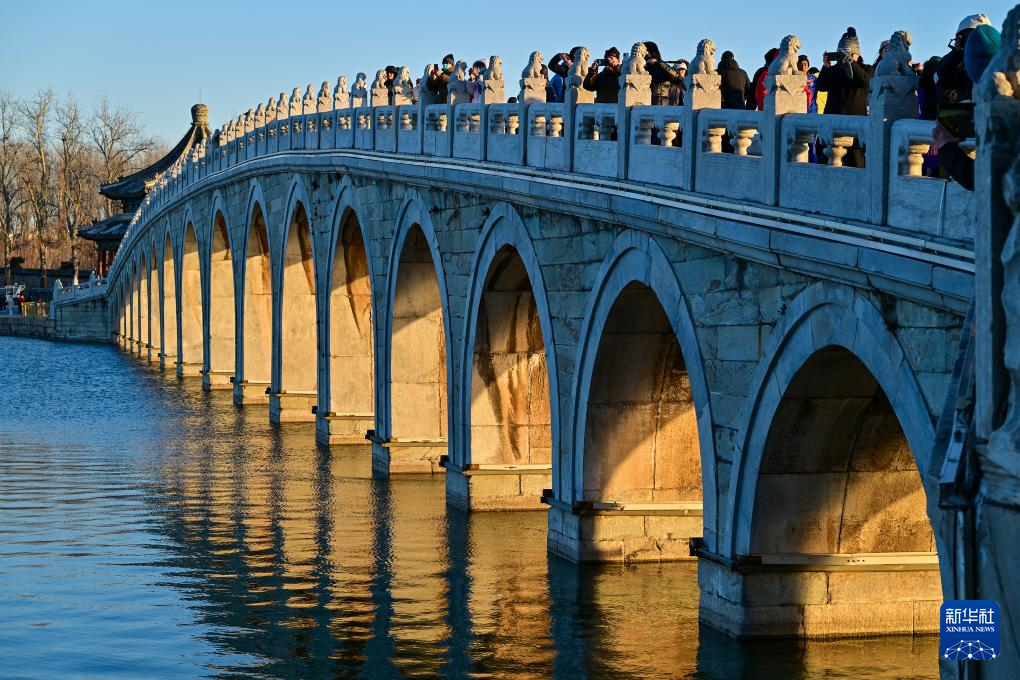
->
xmin=88 ymin=22 xmax=1020 ymax=668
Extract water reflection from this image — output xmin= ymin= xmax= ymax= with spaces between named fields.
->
xmin=0 ymin=337 xmax=938 ymax=678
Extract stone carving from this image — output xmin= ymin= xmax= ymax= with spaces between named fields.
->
xmin=371 ymin=69 xmax=389 ymax=106
xmin=567 ymin=47 xmax=591 ymax=90
xmin=266 ymin=97 xmax=278 ymax=123
xmin=317 ymin=81 xmax=333 ymax=112
xmin=372 ymin=69 xmax=387 ymax=89
xmin=276 ymin=92 xmax=288 ymax=119
xmin=351 ymin=73 xmax=368 ymax=107
xmin=993 ymin=154 xmax=1020 ymax=451
xmin=244 ymin=109 xmax=255 ymax=133
xmin=768 ymin=35 xmax=801 ymax=77
xmin=874 ymin=31 xmax=913 ymax=78
xmin=521 ymin=51 xmax=544 ymax=80
xmin=290 ymin=87 xmax=303 ymax=117
xmin=485 ymin=55 xmax=503 ymax=83
xmin=254 ymin=103 xmax=266 ymax=128
xmin=623 ymin=42 xmax=649 ymax=76
xmin=689 ymin=39 xmax=716 ymax=76
xmin=448 ymin=60 xmax=469 ymax=104
xmin=977 ymin=5 xmax=1020 ymax=101
xmin=394 ymin=66 xmax=416 ymax=105
xmin=303 ymin=84 xmax=316 ymax=113
xmin=334 ymin=76 xmax=350 ymax=109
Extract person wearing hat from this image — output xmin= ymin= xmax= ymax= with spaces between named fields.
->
xmin=384 ymin=65 xmax=398 ymax=105
xmin=642 ymin=41 xmax=685 ymax=106
xmin=717 ymin=50 xmax=751 ymax=110
xmin=669 ymin=60 xmax=689 ymax=106
xmin=583 ymin=47 xmax=622 ymax=104
xmin=936 ymin=13 xmax=993 ymax=103
xmin=426 ymin=54 xmax=456 ymax=103
xmin=816 ymin=27 xmax=871 ymax=166
xmin=934 ymin=21 xmax=1001 ymax=191
xmin=466 ymin=59 xmax=488 ymax=103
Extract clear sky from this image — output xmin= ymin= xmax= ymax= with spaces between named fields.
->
xmin=1 ymin=0 xmax=1013 ymax=143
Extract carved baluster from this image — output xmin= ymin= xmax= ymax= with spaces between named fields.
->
xmin=548 ymin=115 xmax=564 ymax=137
xmin=904 ymin=140 xmax=929 ymax=176
xmin=401 ymin=111 xmax=413 ymax=131
xmin=490 ymin=110 xmax=505 ymax=134
xmin=532 ymin=114 xmax=547 ymax=137
xmin=469 ymin=111 xmax=481 ymax=133
xmin=635 ymin=116 xmax=654 ymax=145
xmin=457 ymin=111 xmax=470 ymax=133
xmin=438 ymin=111 xmax=448 ymax=132
xmin=789 ymin=129 xmax=814 ymax=162
xmin=506 ymin=112 xmax=519 ymax=135
xmin=733 ymin=126 xmax=757 ymax=156
xmin=826 ymin=134 xmax=855 ymax=167
xmin=597 ymin=112 xmax=616 ymax=141
xmin=705 ymin=125 xmax=727 ymax=153
xmin=659 ymin=120 xmax=680 ymax=147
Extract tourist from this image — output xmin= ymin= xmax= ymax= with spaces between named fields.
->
xmin=816 ymin=28 xmax=871 ymax=116
xmin=810 ymin=67 xmax=827 ymax=114
xmin=872 ymin=39 xmax=891 ymax=74
xmin=717 ymin=51 xmax=751 ymax=110
xmin=668 ymin=60 xmax=689 ymax=106
xmin=384 ymin=65 xmax=398 ymax=105
xmin=919 ymin=56 xmax=942 ymax=120
xmin=548 ymin=48 xmax=580 ymax=103
xmin=798 ymin=55 xmax=818 ymax=113
xmin=935 ymin=21 xmax=1000 ymax=191
xmin=749 ymin=48 xmax=779 ymax=110
xmin=426 ymin=54 xmax=456 ymax=103
xmin=642 ymin=42 xmax=684 ymax=105
xmin=583 ymin=47 xmax=622 ymax=104
xmin=466 ymin=59 xmax=488 ymax=103
xmin=936 ymin=13 xmax=992 ymax=103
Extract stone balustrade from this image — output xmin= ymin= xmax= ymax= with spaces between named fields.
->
xmin=108 ymin=35 xmax=973 ymax=283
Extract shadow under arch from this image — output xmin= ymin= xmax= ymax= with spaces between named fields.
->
xmin=236 ymin=180 xmax=273 ymax=402
xmin=451 ymin=203 xmax=558 ymax=509
xmin=180 ymin=213 xmax=203 ymax=377
xmin=160 ymin=226 xmax=179 ymax=369
xmin=270 ymin=174 xmax=317 ymax=423
xmin=205 ymin=193 xmax=235 ymax=388
xmin=708 ymin=281 xmax=945 ymax=639
xmin=551 ymin=230 xmax=715 ymax=562
xmin=149 ymin=243 xmax=161 ymax=361
xmin=376 ymin=189 xmax=454 ymax=474
xmin=318 ymin=176 xmax=377 ymax=445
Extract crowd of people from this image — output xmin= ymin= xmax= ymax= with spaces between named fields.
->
xmin=382 ymin=12 xmax=996 ymax=189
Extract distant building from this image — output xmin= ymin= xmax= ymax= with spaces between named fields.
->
xmin=79 ymin=104 xmax=211 ymax=276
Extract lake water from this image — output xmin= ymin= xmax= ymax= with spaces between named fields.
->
xmin=0 ymin=336 xmax=938 ymax=678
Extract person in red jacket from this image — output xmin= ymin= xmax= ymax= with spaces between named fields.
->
xmin=751 ymin=48 xmax=778 ymax=110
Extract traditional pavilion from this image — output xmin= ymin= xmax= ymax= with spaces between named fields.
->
xmin=80 ymin=104 xmax=211 ymax=276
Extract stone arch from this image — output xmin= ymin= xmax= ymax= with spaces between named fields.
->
xmin=553 ymin=230 xmax=715 ymax=562
xmin=136 ymin=251 xmax=149 ymax=350
xmin=180 ymin=208 xmax=203 ymax=376
xmin=125 ymin=264 xmax=136 ymax=343
xmin=706 ymin=282 xmax=944 ymax=638
xmin=453 ymin=203 xmax=558 ymax=507
xmin=239 ymin=180 xmax=272 ymax=392
xmin=378 ymin=189 xmax=453 ymax=469
xmin=272 ymin=174 xmax=318 ymax=422
xmin=319 ymin=177 xmax=376 ymax=444
xmin=725 ymin=282 xmax=939 ymax=556
xmin=160 ymin=225 xmax=179 ymax=367
xmin=206 ymin=192 xmax=235 ymax=385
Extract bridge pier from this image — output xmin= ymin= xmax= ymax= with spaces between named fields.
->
xmin=232 ymin=380 xmax=269 ymax=406
xmin=201 ymin=369 xmax=233 ymax=390
xmin=314 ymin=412 xmax=374 ymax=446
xmin=697 ymin=555 xmax=942 ymax=638
xmin=371 ymin=438 xmax=445 ymax=476
xmin=546 ymin=501 xmax=701 ymax=562
xmin=177 ymin=360 xmax=202 ymax=378
xmin=444 ymin=463 xmax=550 ymax=511
xmin=269 ymin=391 xmax=316 ymax=423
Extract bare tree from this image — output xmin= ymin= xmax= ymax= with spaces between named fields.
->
xmin=19 ymin=89 xmax=55 ymax=288
xmin=54 ymin=95 xmax=96 ymax=284
xmin=89 ymin=97 xmax=156 ymax=218
xmin=0 ymin=90 xmax=28 ymax=285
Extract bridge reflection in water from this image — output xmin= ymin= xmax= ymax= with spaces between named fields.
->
xmin=0 ymin=336 xmax=936 ymax=678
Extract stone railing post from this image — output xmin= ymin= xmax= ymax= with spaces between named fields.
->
xmin=479 ymin=56 xmax=505 ymax=161
xmin=617 ymin=45 xmax=653 ymax=179
xmin=519 ymin=52 xmax=548 ymax=166
xmin=762 ymin=37 xmax=807 ymax=205
xmin=564 ymin=48 xmax=594 ymax=171
xmin=682 ymin=69 xmax=722 ymax=190
xmin=868 ymin=32 xmax=920 ymax=225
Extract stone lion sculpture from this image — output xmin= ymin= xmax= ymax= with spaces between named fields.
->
xmin=353 ymin=73 xmax=367 ymax=90
xmin=485 ymin=55 xmax=503 ymax=82
xmin=254 ymin=103 xmax=266 ymax=127
xmin=874 ymin=30 xmax=913 ymax=78
xmin=396 ymin=66 xmax=415 ymax=101
xmin=276 ymin=92 xmax=288 ymax=118
xmin=623 ymin=42 xmax=649 ymax=76
xmin=452 ymin=60 xmax=468 ymax=83
xmin=244 ymin=109 xmax=255 ymax=131
xmin=521 ymin=51 xmax=545 ymax=80
xmin=372 ymin=70 xmax=387 ymax=89
xmin=690 ymin=39 xmax=716 ymax=75
xmin=266 ymin=97 xmax=278 ymax=122
xmin=767 ymin=35 xmax=801 ymax=77
xmin=303 ymin=84 xmax=316 ymax=112
xmin=977 ymin=5 xmax=1020 ymax=102
xmin=289 ymin=87 xmax=303 ymax=116
xmin=567 ymin=47 xmax=591 ymax=89
xmin=317 ymin=81 xmax=333 ymax=112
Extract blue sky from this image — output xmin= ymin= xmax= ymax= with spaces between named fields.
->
xmin=1 ymin=1 xmax=1013 ymax=142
